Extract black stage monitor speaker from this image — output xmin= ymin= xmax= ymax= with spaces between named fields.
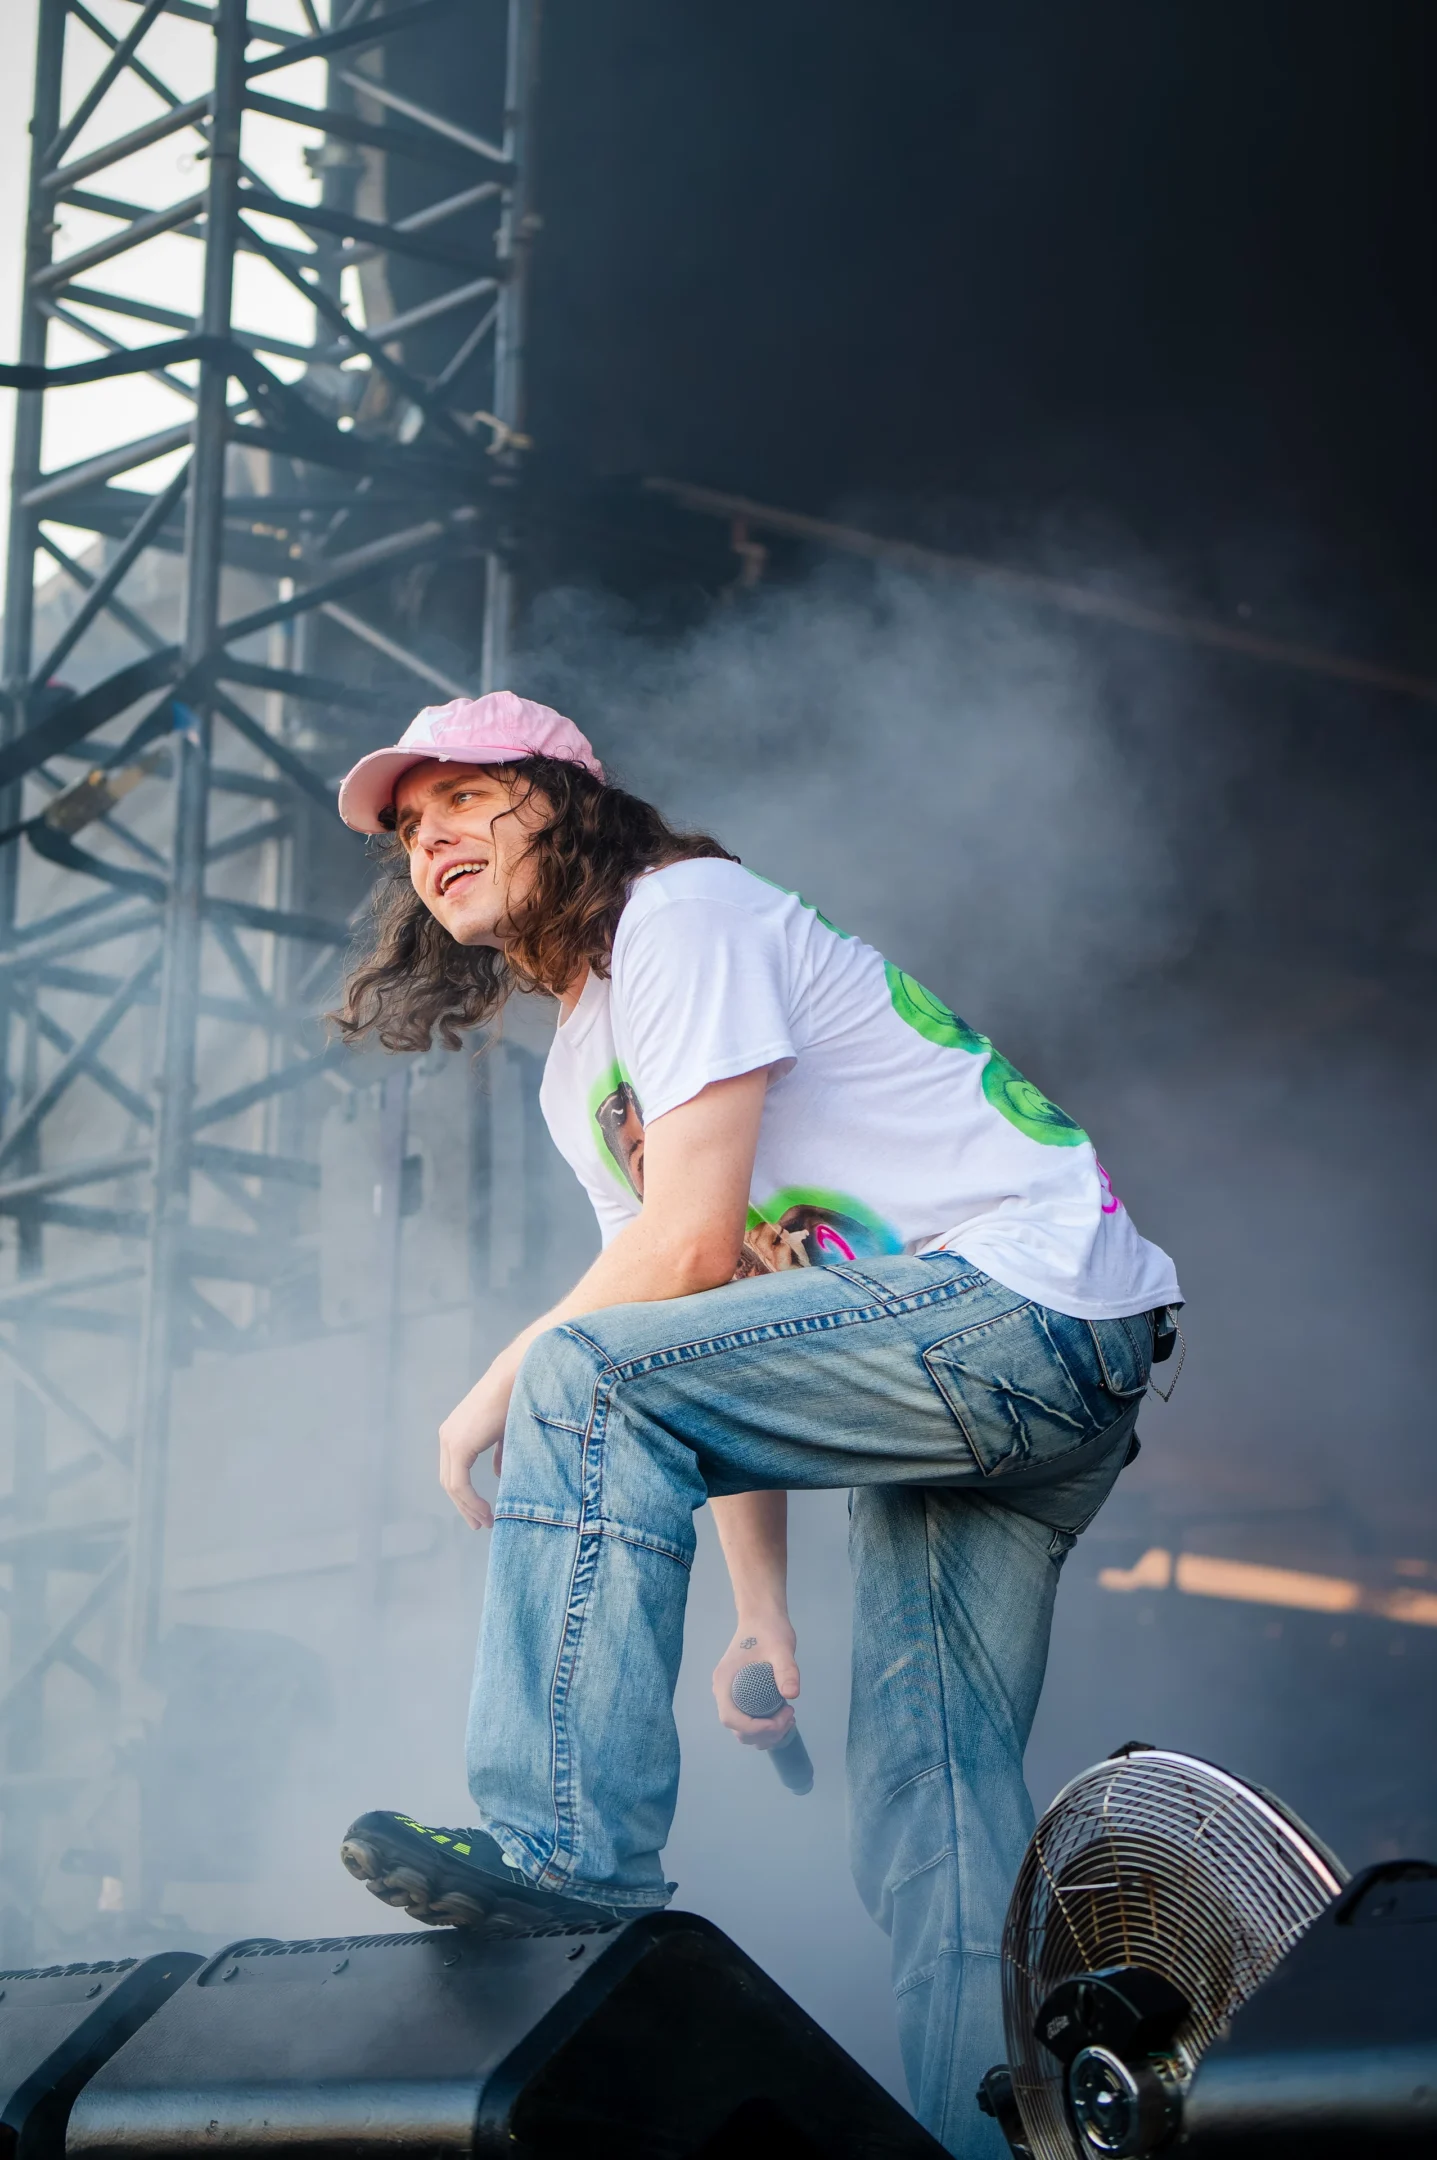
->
xmin=0 ymin=1951 xmax=200 ymax=2160
xmin=1180 ymin=1859 xmax=1437 ymax=2157
xmin=66 ymin=1913 xmax=941 ymax=2160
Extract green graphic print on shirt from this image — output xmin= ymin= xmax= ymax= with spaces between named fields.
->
xmin=884 ymin=964 xmax=1087 ymax=1147
xmin=588 ymin=1065 xmax=901 ymax=1270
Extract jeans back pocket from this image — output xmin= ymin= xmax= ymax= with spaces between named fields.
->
xmin=922 ymin=1303 xmax=1131 ymax=1477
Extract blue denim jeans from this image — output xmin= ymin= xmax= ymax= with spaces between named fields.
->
xmin=466 ymin=1254 xmax=1150 ymax=2155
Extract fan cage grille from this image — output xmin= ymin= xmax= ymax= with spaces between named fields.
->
xmin=1003 ymin=1750 xmax=1344 ymax=2160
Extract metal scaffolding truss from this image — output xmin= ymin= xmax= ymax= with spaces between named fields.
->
xmin=0 ymin=0 xmax=535 ymax=1956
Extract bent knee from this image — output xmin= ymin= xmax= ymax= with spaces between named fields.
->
xmin=512 ymin=1321 xmax=610 ymax=1428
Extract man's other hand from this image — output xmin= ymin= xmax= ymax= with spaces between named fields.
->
xmin=713 ymin=1619 xmax=800 ymax=1750
xmin=438 ymin=1370 xmax=509 ymax=1530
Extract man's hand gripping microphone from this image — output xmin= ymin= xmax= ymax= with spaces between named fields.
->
xmin=729 ymin=1661 xmax=815 ymax=1795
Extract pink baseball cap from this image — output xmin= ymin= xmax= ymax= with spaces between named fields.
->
xmin=336 ymin=690 xmax=604 ymax=834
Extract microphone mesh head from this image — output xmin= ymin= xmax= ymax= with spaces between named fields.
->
xmin=730 ymin=1661 xmax=787 ymax=1719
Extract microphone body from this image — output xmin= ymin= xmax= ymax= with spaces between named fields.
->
xmin=729 ymin=1660 xmax=815 ymax=1796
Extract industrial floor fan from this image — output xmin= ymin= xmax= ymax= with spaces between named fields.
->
xmin=978 ymin=1742 xmax=1437 ymax=2158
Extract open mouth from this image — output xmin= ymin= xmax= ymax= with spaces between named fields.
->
xmin=438 ymin=860 xmax=487 ymax=897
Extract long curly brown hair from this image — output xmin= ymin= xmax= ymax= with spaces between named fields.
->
xmin=332 ymin=754 xmax=734 ymax=1052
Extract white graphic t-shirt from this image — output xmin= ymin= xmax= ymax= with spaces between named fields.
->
xmin=537 ymin=860 xmax=1180 ymax=1320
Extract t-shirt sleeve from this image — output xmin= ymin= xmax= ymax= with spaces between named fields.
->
xmin=611 ymin=893 xmax=798 ymax=1124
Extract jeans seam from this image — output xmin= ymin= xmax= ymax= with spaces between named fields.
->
xmin=826 ymin=1259 xmax=990 ymax=1316
xmin=495 ymin=1507 xmax=692 ymax=1568
xmin=495 ymin=1504 xmax=579 ymax=1530
xmin=536 ymin=1353 xmax=615 ymax=1887
xmin=881 ymin=1759 xmax=949 ymax=1807
xmin=595 ymin=1522 xmax=693 ymax=1567
xmin=893 ymin=1945 xmax=1001 ymax=2000
xmin=922 ymin=1300 xmax=1035 ymax=1349
xmin=541 ymin=1485 xmax=599 ymax=1886
xmin=560 ymin=1268 xmax=984 ymax=1386
xmin=920 ymin=1491 xmax=963 ymax=2129
xmin=576 ymin=1308 xmax=883 ymax=1375
xmin=542 ymin=1354 xmax=700 ymax=1889
xmin=887 ymin=1840 xmax=958 ymax=1899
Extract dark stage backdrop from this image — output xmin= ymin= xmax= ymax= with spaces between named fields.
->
xmin=526 ymin=1 xmax=1435 ymax=613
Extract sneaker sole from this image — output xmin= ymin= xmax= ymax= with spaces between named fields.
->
xmin=339 ymin=1829 xmax=620 ymax=1938
xmin=339 ymin=1833 xmax=533 ymax=1934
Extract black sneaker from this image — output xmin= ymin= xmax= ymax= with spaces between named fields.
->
xmin=339 ymin=1810 xmax=624 ymax=1936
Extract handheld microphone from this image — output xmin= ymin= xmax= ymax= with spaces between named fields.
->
xmin=729 ymin=1661 xmax=814 ymax=1796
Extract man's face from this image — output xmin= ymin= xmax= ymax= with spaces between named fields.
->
xmin=393 ymin=762 xmax=547 ymax=947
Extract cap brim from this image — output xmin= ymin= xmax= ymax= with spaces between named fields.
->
xmin=336 ymin=744 xmax=540 ymax=833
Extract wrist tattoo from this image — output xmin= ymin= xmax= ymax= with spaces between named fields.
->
xmin=739 ymin=1635 xmax=757 ymax=1650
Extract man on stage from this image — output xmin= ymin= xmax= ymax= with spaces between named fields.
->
xmin=330 ymin=690 xmax=1181 ymax=2153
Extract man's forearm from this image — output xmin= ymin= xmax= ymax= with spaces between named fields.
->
xmin=488 ymin=1208 xmax=742 ymax=1399
xmin=489 ymin=1065 xmax=769 ymax=1396
xmin=710 ymin=1490 xmax=789 ymax=1620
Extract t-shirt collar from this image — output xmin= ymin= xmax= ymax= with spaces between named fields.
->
xmin=553 ymin=964 xmax=606 ymax=1046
